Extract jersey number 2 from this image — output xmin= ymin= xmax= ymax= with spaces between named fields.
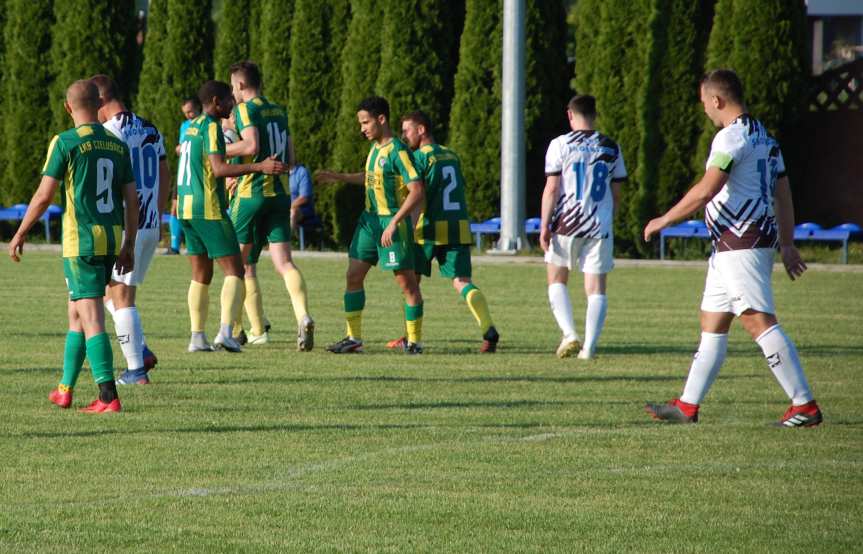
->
xmin=96 ymin=158 xmax=115 ymax=214
xmin=441 ymin=166 xmax=460 ymax=211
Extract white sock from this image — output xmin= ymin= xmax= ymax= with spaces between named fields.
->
xmin=219 ymin=323 xmax=233 ymax=339
xmin=113 ymin=307 xmax=144 ymax=370
xmin=680 ymin=332 xmax=728 ymax=404
xmin=583 ymin=294 xmax=608 ymax=355
xmin=756 ymin=324 xmax=814 ymax=405
xmin=548 ymin=283 xmax=577 ymax=340
xmin=104 ymin=298 xmax=116 ymax=317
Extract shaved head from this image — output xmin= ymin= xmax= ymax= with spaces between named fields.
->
xmin=66 ymin=80 xmax=102 ymax=111
xmin=89 ymin=74 xmax=120 ymax=102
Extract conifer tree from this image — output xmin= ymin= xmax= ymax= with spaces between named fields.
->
xmin=135 ymin=0 xmax=169 ymax=126
xmin=2 ymin=0 xmax=54 ymax=205
xmin=259 ymin=0 xmax=295 ymax=107
xmin=49 ymin=0 xmax=137 ymax=133
xmin=375 ymin=0 xmax=463 ymax=141
xmin=214 ymin=0 xmax=251 ymax=80
xmin=448 ymin=0 xmax=503 ymax=221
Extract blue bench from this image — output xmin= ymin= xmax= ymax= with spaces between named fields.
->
xmin=660 ymin=220 xmax=862 ymax=263
xmin=0 ymin=204 xmax=62 ymax=242
xmin=469 ymin=217 xmax=547 ymax=250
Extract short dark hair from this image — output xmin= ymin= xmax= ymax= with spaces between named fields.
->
xmin=89 ymin=74 xmax=120 ymax=102
xmin=701 ymin=69 xmax=745 ymax=105
xmin=401 ymin=110 xmax=433 ymax=132
xmin=229 ymin=60 xmax=262 ymax=90
xmin=182 ymin=96 xmax=201 ymax=110
xmin=197 ymin=80 xmax=232 ymax=106
xmin=567 ymin=95 xmax=597 ymax=119
xmin=357 ymin=96 xmax=390 ymax=121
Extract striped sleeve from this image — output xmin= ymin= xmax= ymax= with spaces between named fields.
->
xmin=41 ymin=135 xmax=66 ymax=179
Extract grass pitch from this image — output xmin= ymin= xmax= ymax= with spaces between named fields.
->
xmin=1 ymin=251 xmax=861 ymax=553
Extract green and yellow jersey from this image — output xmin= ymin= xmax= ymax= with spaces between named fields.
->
xmin=412 ymin=143 xmax=472 ymax=245
xmin=364 ymin=137 xmax=420 ymax=216
xmin=177 ymin=114 xmax=228 ymax=220
xmin=233 ymin=96 xmax=289 ymax=199
xmin=41 ymin=124 xmax=134 ymax=258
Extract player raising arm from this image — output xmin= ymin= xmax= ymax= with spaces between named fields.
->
xmin=643 ymin=69 xmax=820 ymax=427
xmin=9 ymin=80 xmax=138 ymax=413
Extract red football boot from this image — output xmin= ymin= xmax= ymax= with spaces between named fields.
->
xmin=48 ymin=385 xmax=73 ymax=409
xmin=79 ymin=398 xmax=122 ymax=413
xmin=777 ymin=401 xmax=823 ymax=428
xmin=386 ymin=337 xmax=407 ymax=350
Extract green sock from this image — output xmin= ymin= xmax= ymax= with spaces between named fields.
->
xmin=86 ymin=333 xmax=114 ymax=385
xmin=60 ymin=331 xmax=86 ymax=388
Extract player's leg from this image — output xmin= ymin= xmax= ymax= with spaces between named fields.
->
xmin=107 ymin=283 xmax=149 ymax=384
xmin=183 ymin=220 xmax=216 ymax=352
xmin=545 ymin=234 xmax=579 ymax=357
xmin=270 ymin=241 xmax=314 ymax=351
xmin=49 ymin=298 xmax=87 ymax=408
xmin=646 ymin=251 xmax=735 ymax=423
xmin=329 ymin=213 xmax=378 ymax=353
xmin=212 ymin=237 xmax=246 ymax=353
xmin=578 ymin=237 xmax=614 ymax=359
xmin=238 ymin=241 xmax=269 ymax=344
xmin=168 ymin=212 xmax=183 ymax=254
xmin=394 ymin=268 xmax=423 ymax=353
xmin=734 ymin=249 xmax=820 ymax=427
xmin=446 ymin=246 xmax=498 ymax=353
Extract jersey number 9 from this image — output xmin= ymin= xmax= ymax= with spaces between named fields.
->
xmin=95 ymin=158 xmax=115 ymax=214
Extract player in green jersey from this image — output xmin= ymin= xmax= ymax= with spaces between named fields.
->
xmin=316 ymin=96 xmax=426 ymax=354
xmin=176 ymin=80 xmax=289 ymax=353
xmin=226 ymin=61 xmax=314 ymax=351
xmin=8 ymin=80 xmax=138 ymax=413
xmin=394 ymin=111 xmax=500 ymax=353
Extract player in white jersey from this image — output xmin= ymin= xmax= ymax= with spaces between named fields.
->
xmin=643 ymin=69 xmax=822 ymax=427
xmin=540 ymin=95 xmax=627 ymax=359
xmin=91 ymin=75 xmax=171 ymax=385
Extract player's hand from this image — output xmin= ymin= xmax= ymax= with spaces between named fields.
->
xmin=226 ymin=176 xmax=237 ymax=197
xmin=258 ymin=155 xmax=289 ymax=175
xmin=314 ymin=170 xmax=340 ymax=184
xmin=381 ymin=222 xmax=397 ymax=247
xmin=115 ymin=244 xmax=135 ymax=275
xmin=539 ymin=228 xmax=551 ymax=252
xmin=780 ymin=244 xmax=807 ymax=281
xmin=643 ymin=217 xmax=667 ymax=242
xmin=8 ymin=233 xmax=25 ymax=262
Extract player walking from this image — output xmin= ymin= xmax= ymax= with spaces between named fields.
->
xmin=397 ymin=110 xmax=499 ymax=353
xmin=226 ymin=61 xmax=314 ymax=350
xmin=177 ymin=80 xmax=288 ymax=353
xmin=90 ymin=74 xmax=170 ymax=385
xmin=9 ymin=80 xmax=138 ymax=412
xmin=540 ymin=95 xmax=627 ymax=359
xmin=316 ymin=96 xmax=425 ymax=354
xmin=643 ymin=69 xmax=822 ymax=427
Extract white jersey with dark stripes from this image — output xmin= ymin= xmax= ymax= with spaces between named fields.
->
xmin=704 ymin=114 xmax=786 ymax=252
xmin=544 ymin=130 xmax=627 ymax=239
xmin=103 ymin=111 xmax=167 ymax=230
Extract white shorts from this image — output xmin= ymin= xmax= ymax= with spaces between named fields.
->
xmin=111 ymin=227 xmax=160 ymax=287
xmin=701 ymin=248 xmax=775 ymax=316
xmin=544 ymin=234 xmax=614 ymax=274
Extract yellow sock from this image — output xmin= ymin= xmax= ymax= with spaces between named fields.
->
xmin=463 ymin=285 xmax=493 ymax=333
xmin=187 ymin=281 xmax=209 ymax=333
xmin=406 ymin=317 xmax=423 ymax=344
xmin=244 ymin=276 xmax=266 ymax=335
xmin=283 ymin=268 xmax=309 ymax=323
xmin=346 ymin=311 xmax=362 ymax=340
xmin=232 ymin=319 xmax=244 ymax=337
xmin=220 ymin=275 xmax=245 ymax=327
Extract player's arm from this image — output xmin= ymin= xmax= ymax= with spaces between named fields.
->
xmin=315 ymin=170 xmax=364 ymax=185
xmin=226 ymin=126 xmax=259 ymax=158
xmin=643 ymin=167 xmax=728 ymax=241
xmin=8 ymin=176 xmax=60 ymax=262
xmin=208 ymin=152 xmax=288 ymax=178
xmin=116 ymin=180 xmax=139 ymax=275
xmin=157 ymin=159 xmax=171 ymax=213
xmin=381 ymin=180 xmax=425 ymax=247
xmin=539 ymin=174 xmax=560 ymax=252
xmin=773 ymin=175 xmax=806 ymax=280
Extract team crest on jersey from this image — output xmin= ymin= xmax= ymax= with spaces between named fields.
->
xmin=378 ymin=158 xmax=387 ymax=168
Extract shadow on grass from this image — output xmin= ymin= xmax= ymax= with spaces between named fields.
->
xmin=348 ymin=399 xmax=633 ymax=410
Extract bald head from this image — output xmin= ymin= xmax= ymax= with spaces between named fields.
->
xmin=66 ymin=80 xmax=102 ymax=111
xmin=89 ymin=74 xmax=120 ymax=103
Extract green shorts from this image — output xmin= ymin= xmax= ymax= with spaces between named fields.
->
xmin=230 ymin=194 xmax=292 ymax=248
xmin=180 ymin=218 xmax=241 ymax=259
xmin=348 ymin=211 xmax=415 ymax=271
xmin=64 ymin=256 xmax=115 ymax=300
xmin=415 ymin=244 xmax=472 ymax=278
